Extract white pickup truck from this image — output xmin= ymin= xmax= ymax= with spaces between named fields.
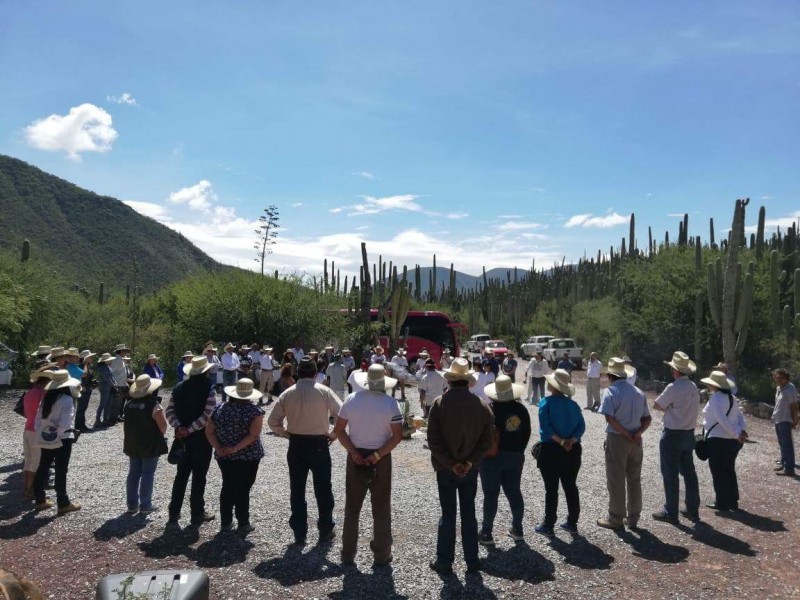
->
xmin=542 ymin=338 xmax=583 ymax=370
xmin=466 ymin=334 xmax=491 ymax=353
xmin=520 ymin=335 xmax=555 ymax=358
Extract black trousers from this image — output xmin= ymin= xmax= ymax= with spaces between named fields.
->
xmin=168 ymin=431 xmax=213 ymax=521
xmin=537 ymin=441 xmax=582 ymax=526
xmin=218 ymin=459 xmax=260 ymax=527
xmin=707 ymin=437 xmax=742 ymax=510
xmin=34 ymin=440 xmax=73 ymax=508
xmin=287 ymin=435 xmax=334 ymax=540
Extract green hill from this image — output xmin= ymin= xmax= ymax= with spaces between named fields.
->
xmin=0 ymin=155 xmax=220 ymax=293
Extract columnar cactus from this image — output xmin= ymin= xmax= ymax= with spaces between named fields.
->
xmin=388 ymin=283 xmax=411 ymax=349
xmin=21 ymin=239 xmax=30 ymax=262
xmin=99 ymin=282 xmax=105 ymax=305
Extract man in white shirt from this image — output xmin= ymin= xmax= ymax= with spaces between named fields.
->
xmin=220 ymin=343 xmax=240 ymax=402
xmin=342 ymin=349 xmax=356 ymax=373
xmin=333 ymin=364 xmax=403 ymax=567
xmin=389 ymin=349 xmax=409 ymax=401
xmin=652 ymin=351 xmax=701 ymax=524
xmin=525 ymin=352 xmax=552 ymax=405
xmin=258 ymin=346 xmax=276 ymax=401
xmin=248 ymin=344 xmax=262 ymax=385
xmin=290 ymin=342 xmax=305 ymax=363
xmin=585 ymin=352 xmax=602 ymax=410
xmin=204 ymin=345 xmax=222 ymax=389
xmin=419 ymin=358 xmax=448 ymax=418
xmin=472 ymin=361 xmax=495 ymax=402
xmin=109 ymin=343 xmax=131 ymax=423
xmin=326 ymin=355 xmax=349 ymax=401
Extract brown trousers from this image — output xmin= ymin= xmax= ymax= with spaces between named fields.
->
xmin=341 ymin=451 xmax=393 ymax=563
xmin=604 ymin=432 xmax=643 ymax=525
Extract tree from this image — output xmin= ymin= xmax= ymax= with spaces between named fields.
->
xmin=254 ymin=205 xmax=280 ymax=276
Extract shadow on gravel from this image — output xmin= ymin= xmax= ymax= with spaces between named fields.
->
xmin=327 ymin=566 xmax=408 ymax=600
xmin=0 ymin=462 xmax=28 ymax=521
xmin=681 ymin=522 xmax=756 ymax=557
xmin=434 ymin=572 xmax=498 ymax=600
xmin=254 ymin=542 xmax=343 ymax=586
xmin=614 ymin=527 xmax=690 ymax=563
xmin=94 ymin=513 xmax=150 ymax=541
xmin=195 ymin=531 xmax=255 ymax=568
xmin=480 ymin=540 xmax=555 ymax=583
xmin=0 ymin=511 xmax=53 ymax=539
xmin=715 ymin=509 xmax=786 ymax=532
xmin=138 ymin=524 xmax=201 ymax=560
xmin=548 ymin=534 xmax=614 ymax=570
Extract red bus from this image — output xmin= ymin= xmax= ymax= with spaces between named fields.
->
xmin=361 ymin=309 xmax=465 ymax=365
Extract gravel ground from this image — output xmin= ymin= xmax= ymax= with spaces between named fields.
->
xmin=1 ymin=361 xmax=799 ymax=599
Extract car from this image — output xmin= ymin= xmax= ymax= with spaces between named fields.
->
xmin=520 ymin=335 xmax=555 ymax=358
xmin=542 ymin=338 xmax=583 ymax=370
xmin=466 ymin=334 xmax=491 ymax=353
xmin=483 ymin=340 xmax=509 ymax=359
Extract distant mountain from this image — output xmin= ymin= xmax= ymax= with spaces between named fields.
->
xmin=0 ymin=155 xmax=221 ymax=293
xmin=409 ymin=266 xmax=531 ymax=295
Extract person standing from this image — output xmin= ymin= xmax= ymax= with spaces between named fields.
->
xmin=525 ymin=352 xmax=551 ymax=405
xmin=772 ymin=368 xmax=798 ymax=477
xmin=176 ymin=351 xmax=194 ymax=383
xmin=258 ymin=346 xmax=276 ymax=399
xmin=166 ymin=356 xmax=218 ymax=526
xmin=109 ymin=344 xmax=131 ymax=423
xmin=370 ymin=346 xmax=386 ymax=365
xmin=623 ymin=356 xmax=638 ymax=387
xmin=22 ymin=362 xmax=52 ymax=499
xmin=94 ymin=353 xmax=118 ymax=427
xmin=501 ymin=351 xmax=518 ymax=383
xmin=220 ymin=343 xmax=240 ymax=401
xmin=585 ymin=352 xmax=602 ymax=411
xmin=206 ymin=378 xmax=265 ymax=534
xmin=427 ymin=358 xmax=495 ymax=575
xmin=389 ymin=349 xmax=409 ymax=400
xmin=143 ymin=354 xmax=165 ymax=380
xmin=535 ymin=369 xmax=585 ymax=535
xmin=75 ymin=350 xmax=96 ymax=432
xmin=478 ymin=375 xmax=530 ymax=544
xmin=700 ymin=371 xmax=747 ymax=511
xmin=326 ymin=354 xmax=349 ymax=402
xmin=482 ymin=349 xmax=500 ymax=377
xmin=341 ymin=348 xmax=356 ymax=375
xmin=596 ymin=358 xmax=651 ymax=530
xmin=333 ymin=364 xmax=403 ymax=566
xmin=124 ymin=374 xmax=168 ymax=514
xmin=472 ymin=360 xmax=495 ymax=402
xmin=268 ymin=357 xmax=342 ymax=545
xmin=248 ymin=344 xmax=262 ymax=385
xmin=652 ymin=351 xmax=701 ymax=524
xmin=419 ymin=358 xmax=448 ymax=419
xmin=204 ymin=345 xmax=222 ymax=390
xmin=557 ymin=353 xmax=575 ymax=375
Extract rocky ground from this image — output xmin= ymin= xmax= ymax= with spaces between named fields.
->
xmin=0 ymin=362 xmax=799 ymax=599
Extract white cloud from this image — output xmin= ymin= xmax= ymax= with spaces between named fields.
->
xmin=745 ymin=211 xmax=800 ymax=234
xmin=530 ymin=187 xmax=545 ymax=193
xmin=352 ymin=171 xmax=376 ymax=180
xmin=107 ymin=92 xmax=138 ymax=106
xmin=167 ymin=180 xmax=217 ymax=212
xmin=24 ymin=103 xmax=118 ymax=160
xmin=667 ymin=213 xmax=685 ymax=217
xmin=291 ymin=202 xmax=303 ymax=208
xmin=445 ymin=212 xmax=469 ymax=220
xmin=332 ymin=194 xmax=467 ymax=220
xmin=496 ymin=221 xmax=546 ymax=231
xmin=761 ymin=195 xmax=771 ymax=200
xmin=124 ymin=201 xmax=171 ymax=221
xmin=498 ymin=214 xmax=522 ymax=219
xmin=565 ymin=212 xmax=630 ymax=228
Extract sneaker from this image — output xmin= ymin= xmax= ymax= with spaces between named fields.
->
xmin=507 ymin=527 xmax=524 ymax=541
xmin=774 ymin=465 xmax=787 ymax=471
xmin=139 ymin=506 xmax=159 ymax=515
xmin=35 ymin=499 xmax=54 ymax=511
xmin=680 ymin=510 xmax=700 ymax=523
xmin=776 ymin=470 xmax=795 ymax=477
xmin=190 ymin=512 xmax=216 ymax=525
xmin=429 ymin=560 xmax=454 ymax=575
xmin=57 ymin=502 xmax=81 ymax=515
xmin=478 ymin=532 xmax=495 ymax=546
xmin=126 ymin=506 xmax=139 ymax=515
xmin=559 ymin=521 xmax=578 ymax=533
xmin=623 ymin=518 xmax=639 ymax=530
xmin=237 ymin=524 xmax=255 ymax=535
xmin=596 ymin=518 xmax=623 ymax=530
xmin=534 ymin=523 xmax=554 ymax=536
xmin=652 ymin=510 xmax=678 ymax=523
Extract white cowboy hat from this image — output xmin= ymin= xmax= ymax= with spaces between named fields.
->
xmin=182 ymin=350 xmax=194 ymax=358
xmin=129 ymin=374 xmax=163 ymax=399
xmin=664 ymin=351 xmax=697 ymax=375
xmin=544 ymin=369 xmax=576 ymax=397
xmin=342 ymin=348 xmax=352 ymax=354
xmin=325 ymin=345 xmax=334 ymax=351
xmin=79 ymin=350 xmax=96 ymax=360
xmin=443 ymin=357 xmax=475 ymax=382
xmin=352 ymin=364 xmax=397 ymax=392
xmin=43 ymin=369 xmax=81 ymax=391
xmin=604 ymin=357 xmax=636 ymax=378
xmin=309 ymin=349 xmax=319 ymax=355
xmin=146 ymin=354 xmax=160 ymax=362
xmin=396 ymin=348 xmax=406 ymax=355
xmin=418 ymin=350 xmax=430 ymax=358
xmin=700 ymin=370 xmax=735 ymax=391
xmin=484 ymin=375 xmax=526 ymax=402
xmin=48 ymin=346 xmax=67 ymax=359
xmin=30 ymin=345 xmax=51 ymax=357
xmin=66 ymin=347 xmax=80 ymax=357
xmin=224 ymin=378 xmax=264 ymax=401
xmin=205 ymin=345 xmax=218 ymax=353
xmin=224 ymin=342 xmax=235 ymax=351
xmin=29 ymin=363 xmax=56 ymax=383
xmin=114 ymin=343 xmax=130 ymax=353
xmin=183 ymin=356 xmax=213 ymax=377
xmin=98 ymin=352 xmax=114 ymax=364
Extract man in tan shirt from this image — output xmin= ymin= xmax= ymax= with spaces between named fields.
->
xmin=268 ymin=357 xmax=342 ymax=545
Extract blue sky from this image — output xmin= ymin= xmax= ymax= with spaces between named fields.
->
xmin=1 ymin=1 xmax=798 ymax=280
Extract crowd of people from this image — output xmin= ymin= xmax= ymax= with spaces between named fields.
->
xmin=15 ymin=341 xmax=799 ymax=574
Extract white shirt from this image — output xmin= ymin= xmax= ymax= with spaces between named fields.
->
xmin=472 ymin=371 xmax=495 ymax=401
xmin=110 ymin=355 xmax=128 ymax=387
xmin=390 ymin=355 xmax=408 ymax=369
xmin=35 ymin=392 xmax=75 ymax=440
xmin=526 ymin=359 xmax=552 ymax=378
xmin=702 ymin=391 xmax=745 ymax=439
xmin=419 ymin=370 xmax=448 ymax=406
xmin=628 ymin=366 xmax=638 ymax=387
xmin=221 ymin=351 xmax=240 ymax=371
xmin=586 ymin=359 xmax=602 ymax=379
xmin=655 ymin=376 xmax=700 ymax=430
xmin=338 ymin=389 xmax=403 ymax=449
xmin=291 ymin=347 xmax=305 ymax=362
xmin=342 ymin=356 xmax=356 ymax=371
xmin=249 ymin=350 xmax=262 ymax=367
xmin=259 ymin=354 xmax=274 ymax=370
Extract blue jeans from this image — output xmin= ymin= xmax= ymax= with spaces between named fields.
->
xmin=436 ymin=468 xmax=479 ymax=568
xmin=775 ymin=422 xmax=796 ymax=473
xmin=96 ymin=384 xmax=113 ymax=424
xmin=659 ymin=429 xmax=700 ymax=516
xmin=479 ymin=451 xmax=525 ymax=534
xmin=287 ymin=436 xmax=335 ymax=540
xmin=127 ymin=456 xmax=160 ymax=510
xmin=75 ymin=387 xmax=92 ymax=429
xmin=222 ymin=370 xmax=237 ymax=401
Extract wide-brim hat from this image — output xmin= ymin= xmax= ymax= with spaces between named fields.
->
xmin=443 ymin=357 xmax=475 ymax=382
xmin=485 ymin=375 xmax=526 ymax=402
xmin=66 ymin=347 xmax=80 ymax=357
xmin=325 ymin=345 xmax=334 ymax=351
xmin=30 ymin=345 xmax=51 ymax=357
xmin=79 ymin=350 xmax=96 ymax=360
xmin=205 ymin=345 xmax=218 ymax=353
xmin=129 ymin=374 xmax=163 ymax=398
xmin=146 ymin=353 xmax=160 ymax=361
xmin=418 ymin=350 xmax=430 ymax=358
xmin=48 ymin=346 xmax=67 ymax=359
xmin=544 ymin=369 xmax=576 ymax=397
xmin=114 ymin=343 xmax=130 ymax=353
xmin=184 ymin=356 xmax=213 ymax=377
xmin=309 ymin=349 xmax=319 ymax=355
xmin=98 ymin=352 xmax=114 ymax=364
xmin=604 ymin=357 xmax=636 ymax=379
xmin=342 ymin=348 xmax=351 ymax=354
xmin=224 ymin=343 xmax=234 ymax=351
xmin=700 ymin=370 xmax=735 ymax=391
xmin=664 ymin=351 xmax=697 ymax=375
xmin=43 ymin=369 xmax=80 ymax=391
xmin=29 ymin=363 xmax=57 ymax=383
xmin=396 ymin=349 xmax=406 ymax=355
xmin=224 ymin=377 xmax=263 ymax=401
xmin=250 ymin=343 xmax=259 ymax=349
xmin=284 ymin=348 xmax=294 ymax=355
xmin=353 ymin=364 xmax=398 ymax=392
xmin=182 ymin=351 xmax=194 ymax=358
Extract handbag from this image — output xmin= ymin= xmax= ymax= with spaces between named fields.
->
xmin=167 ymin=438 xmax=186 ymax=465
xmin=35 ymin=417 xmax=63 ymax=449
xmin=13 ymin=392 xmax=26 ymax=417
xmin=695 ymin=396 xmax=733 ymax=461
xmin=530 ymin=441 xmax=543 ymax=460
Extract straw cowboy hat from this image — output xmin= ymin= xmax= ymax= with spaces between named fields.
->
xmin=114 ymin=343 xmax=130 ymax=353
xmin=97 ymin=352 xmax=114 ymax=364
xmin=342 ymin=348 xmax=352 ymax=354
xmin=325 ymin=345 xmax=334 ymax=351
xmin=29 ymin=363 xmax=56 ymax=383
xmin=30 ymin=345 xmax=51 ymax=357
xmin=309 ymin=349 xmax=319 ymax=355
xmin=43 ymin=369 xmax=81 ymax=391
xmin=396 ymin=348 xmax=406 ymax=355
xmin=79 ymin=350 xmax=96 ymax=360
xmin=224 ymin=378 xmax=263 ymax=402
xmin=223 ymin=342 xmax=234 ymax=351
xmin=48 ymin=347 xmax=67 ymax=359
xmin=182 ymin=351 xmax=194 ymax=358
xmin=129 ymin=374 xmax=163 ymax=399
xmin=443 ymin=357 xmax=475 ymax=382
xmin=484 ymin=375 xmax=526 ymax=403
xmin=353 ymin=364 xmax=398 ymax=392
xmin=664 ymin=351 xmax=697 ymax=375
xmin=146 ymin=354 xmax=160 ymax=362
xmin=205 ymin=345 xmax=218 ymax=353
xmin=544 ymin=369 xmax=576 ymax=397
xmin=183 ymin=356 xmax=214 ymax=377
xmin=418 ymin=350 xmax=430 ymax=358
xmin=66 ymin=347 xmax=80 ymax=358
xmin=700 ymin=370 xmax=735 ymax=391
xmin=604 ymin=357 xmax=636 ymax=378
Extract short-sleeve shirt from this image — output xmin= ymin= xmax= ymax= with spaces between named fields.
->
xmin=773 ymin=382 xmax=798 ymax=423
xmin=211 ymin=401 xmax=265 ymax=461
xmin=654 ymin=376 xmax=700 ymax=430
xmin=327 ymin=362 xmax=348 ymax=391
xmin=419 ymin=370 xmax=448 ymax=405
xmin=338 ymin=389 xmax=402 ymax=449
xmin=599 ymin=380 xmax=650 ymax=434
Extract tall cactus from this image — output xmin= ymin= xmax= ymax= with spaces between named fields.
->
xmin=99 ymin=282 xmax=105 ymax=305
xmin=21 ymin=239 xmax=30 ymax=262
xmin=387 ymin=283 xmax=411 ymax=350
xmin=629 ymin=213 xmax=635 ymax=257
xmin=770 ymin=250 xmax=783 ymax=332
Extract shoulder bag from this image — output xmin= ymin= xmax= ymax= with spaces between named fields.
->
xmin=167 ymin=437 xmax=186 ymax=465
xmin=34 ymin=405 xmax=63 ymax=450
xmin=13 ymin=392 xmax=26 ymax=417
xmin=695 ymin=396 xmax=733 ymax=461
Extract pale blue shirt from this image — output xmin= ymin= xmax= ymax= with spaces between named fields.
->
xmin=599 ymin=379 xmax=650 ymax=435
xmin=655 ymin=376 xmax=700 ymax=430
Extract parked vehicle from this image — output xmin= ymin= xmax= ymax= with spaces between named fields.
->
xmin=483 ymin=340 xmax=509 ymax=359
xmin=520 ymin=335 xmax=555 ymax=358
xmin=542 ymin=338 xmax=583 ymax=369
xmin=466 ymin=334 xmax=491 ymax=353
